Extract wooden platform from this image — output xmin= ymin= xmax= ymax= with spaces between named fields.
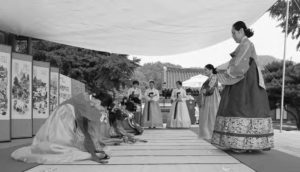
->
xmin=26 ymin=129 xmax=255 ymax=172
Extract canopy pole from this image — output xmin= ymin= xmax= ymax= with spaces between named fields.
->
xmin=280 ymin=0 xmax=290 ymax=133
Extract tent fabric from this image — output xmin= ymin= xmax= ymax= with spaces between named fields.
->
xmin=183 ymin=74 xmax=208 ymax=88
xmin=0 ymin=0 xmax=276 ymax=55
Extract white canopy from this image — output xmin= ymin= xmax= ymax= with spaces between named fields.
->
xmin=183 ymin=74 xmax=208 ymax=88
xmin=0 ymin=0 xmax=276 ymax=55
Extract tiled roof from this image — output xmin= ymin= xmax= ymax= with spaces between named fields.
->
xmin=163 ymin=67 xmax=205 ymax=89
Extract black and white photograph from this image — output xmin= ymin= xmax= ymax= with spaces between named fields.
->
xmin=0 ymin=1 xmax=300 ymax=172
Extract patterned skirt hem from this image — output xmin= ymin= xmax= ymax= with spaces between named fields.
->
xmin=211 ymin=132 xmax=274 ymax=150
xmin=211 ymin=116 xmax=274 ymax=150
xmin=213 ymin=116 xmax=274 ymax=135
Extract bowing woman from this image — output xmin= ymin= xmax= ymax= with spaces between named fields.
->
xmin=211 ymin=21 xmax=274 ymax=152
xmin=11 ymin=93 xmax=110 ymax=164
xmin=142 ymin=80 xmax=163 ymax=128
xmin=167 ymin=81 xmax=191 ymax=128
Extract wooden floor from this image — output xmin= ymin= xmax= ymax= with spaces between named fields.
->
xmin=26 ymin=129 xmax=255 ymax=172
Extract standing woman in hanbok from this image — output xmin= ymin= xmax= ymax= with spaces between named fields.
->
xmin=142 ymin=81 xmax=163 ymax=128
xmin=127 ymin=80 xmax=142 ymax=125
xmin=211 ymin=21 xmax=274 ymax=152
xmin=198 ymin=64 xmax=220 ymax=140
xmin=167 ymin=81 xmax=191 ymax=128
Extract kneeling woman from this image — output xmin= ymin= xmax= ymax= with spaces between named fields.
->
xmin=167 ymin=81 xmax=191 ymax=128
xmin=11 ymin=93 xmax=111 ymax=164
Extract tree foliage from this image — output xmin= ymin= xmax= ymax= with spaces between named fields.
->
xmin=269 ymin=0 xmax=300 ymax=50
xmin=30 ymin=40 xmax=140 ymax=94
xmin=264 ymin=60 xmax=300 ymax=129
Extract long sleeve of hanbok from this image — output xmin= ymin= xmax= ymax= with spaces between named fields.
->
xmin=127 ymin=88 xmax=133 ymax=98
xmin=144 ymin=90 xmax=151 ymax=101
xmin=152 ymin=90 xmax=160 ymax=102
xmin=171 ymin=90 xmax=177 ymax=101
xmin=217 ymin=39 xmax=253 ymax=85
xmin=128 ymin=88 xmax=142 ymax=100
xmin=144 ymin=89 xmax=159 ymax=102
xmin=207 ymin=75 xmax=218 ymax=90
xmin=137 ymin=89 xmax=142 ymax=100
xmin=180 ymin=89 xmax=187 ymax=101
xmin=227 ymin=41 xmax=252 ymax=78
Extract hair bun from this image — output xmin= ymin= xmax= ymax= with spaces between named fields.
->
xmin=245 ymin=28 xmax=254 ymax=38
xmin=213 ymin=67 xmax=217 ymax=74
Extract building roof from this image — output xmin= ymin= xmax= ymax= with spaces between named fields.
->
xmin=163 ymin=67 xmax=205 ymax=89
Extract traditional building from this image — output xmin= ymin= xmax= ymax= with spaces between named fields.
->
xmin=162 ymin=66 xmax=205 ymax=89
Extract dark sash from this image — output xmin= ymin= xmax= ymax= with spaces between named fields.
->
xmin=174 ymin=101 xmax=179 ymax=119
xmin=147 ymin=101 xmax=151 ymax=121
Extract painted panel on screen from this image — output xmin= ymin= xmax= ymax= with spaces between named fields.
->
xmin=33 ymin=61 xmax=50 ymax=119
xmin=59 ymin=74 xmax=71 ymax=104
xmin=50 ymin=67 xmax=59 ymax=113
xmin=0 ymin=46 xmax=11 ymax=120
xmin=11 ymin=56 xmax=32 ymax=120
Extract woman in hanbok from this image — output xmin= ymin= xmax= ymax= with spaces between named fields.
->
xmin=186 ymin=88 xmax=197 ymax=124
xmin=211 ymin=21 xmax=274 ymax=152
xmin=11 ymin=93 xmax=114 ymax=164
xmin=108 ymin=106 xmax=147 ymax=143
xmin=127 ymin=80 xmax=142 ymax=125
xmin=142 ymin=81 xmax=163 ymax=128
xmin=198 ymin=64 xmax=220 ymax=140
xmin=167 ymin=81 xmax=191 ymax=128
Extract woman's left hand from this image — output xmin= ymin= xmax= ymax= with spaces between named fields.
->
xmin=91 ymin=155 xmax=109 ymax=164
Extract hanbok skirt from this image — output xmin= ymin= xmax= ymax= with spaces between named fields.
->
xmin=199 ymin=89 xmax=220 ymax=139
xmin=186 ymin=99 xmax=197 ymax=124
xmin=133 ymin=105 xmax=142 ymax=125
xmin=211 ymin=59 xmax=274 ymax=150
xmin=167 ymin=101 xmax=191 ymax=128
xmin=142 ymin=101 xmax=163 ymax=128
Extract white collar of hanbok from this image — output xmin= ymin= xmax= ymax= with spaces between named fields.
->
xmin=132 ymin=87 xmax=139 ymax=91
xmin=241 ymin=36 xmax=247 ymax=43
xmin=176 ymin=88 xmax=183 ymax=92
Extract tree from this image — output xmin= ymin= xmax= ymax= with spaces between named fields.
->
xmin=31 ymin=40 xmax=140 ymax=95
xmin=133 ymin=62 xmax=182 ymax=90
xmin=264 ymin=60 xmax=300 ymax=129
xmin=269 ymin=0 xmax=300 ymax=50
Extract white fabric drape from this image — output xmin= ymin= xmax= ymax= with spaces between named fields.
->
xmin=0 ymin=0 xmax=276 ymax=55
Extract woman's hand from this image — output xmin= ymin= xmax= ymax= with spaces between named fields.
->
xmin=91 ymin=154 xmax=109 ymax=164
xmin=123 ymin=136 xmax=129 ymax=143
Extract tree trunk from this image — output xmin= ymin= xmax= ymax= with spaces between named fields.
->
xmin=285 ymin=105 xmax=300 ymax=130
xmin=296 ymin=108 xmax=300 ymax=130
